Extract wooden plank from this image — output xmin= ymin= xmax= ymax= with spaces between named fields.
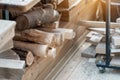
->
xmin=58 ymin=0 xmax=81 ymax=9
xmin=0 ymin=20 xmax=15 ymax=52
xmin=0 ymin=0 xmax=40 ymax=12
xmin=88 ymin=28 xmax=115 ymax=34
xmin=96 ymin=43 xmax=120 ymax=54
xmin=0 ymin=50 xmax=20 ymax=60
xmin=0 ymin=59 xmax=25 ymax=69
xmin=78 ymin=20 xmax=120 ymax=28
xmin=96 ymin=43 xmax=105 ymax=54
xmin=0 ymin=50 xmax=24 ymax=80
xmin=0 ymin=39 xmax=13 ymax=53
xmin=86 ymin=31 xmax=99 ymax=39
xmin=81 ymin=43 xmax=96 ymax=58
xmin=110 ymin=56 xmax=120 ymax=67
xmin=0 ymin=69 xmax=24 ymax=80
xmin=112 ymin=36 xmax=120 ymax=47
xmin=0 ymin=58 xmax=25 ymax=80
xmin=86 ymin=31 xmax=103 ymax=45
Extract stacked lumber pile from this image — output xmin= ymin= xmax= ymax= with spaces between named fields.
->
xmin=0 ymin=20 xmax=25 ymax=80
xmin=13 ymin=4 xmax=75 ymax=58
xmin=80 ymin=18 xmax=120 ymax=66
xmin=7 ymin=3 xmax=75 ymax=80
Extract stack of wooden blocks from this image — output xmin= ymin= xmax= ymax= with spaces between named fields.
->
xmin=81 ymin=18 xmax=120 ymax=66
xmin=0 ymin=0 xmax=76 ymax=80
xmin=0 ymin=20 xmax=25 ymax=80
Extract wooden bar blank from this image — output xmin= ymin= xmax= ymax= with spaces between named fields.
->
xmin=14 ymin=41 xmax=49 ymax=57
xmin=78 ymin=20 xmax=120 ymax=28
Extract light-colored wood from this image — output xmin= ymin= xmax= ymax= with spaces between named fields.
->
xmin=58 ymin=0 xmax=81 ymax=9
xmin=88 ymin=28 xmax=115 ymax=34
xmin=0 ymin=20 xmax=15 ymax=52
xmin=81 ymin=45 xmax=96 ymax=58
xmin=81 ymin=42 xmax=96 ymax=58
xmin=112 ymin=36 xmax=120 ymax=47
xmin=96 ymin=43 xmax=120 ymax=54
xmin=116 ymin=17 xmax=120 ymax=23
xmin=0 ymin=68 xmax=24 ymax=80
xmin=0 ymin=59 xmax=25 ymax=80
xmin=115 ymin=28 xmax=120 ymax=34
xmin=15 ymin=29 xmax=55 ymax=47
xmin=0 ymin=0 xmax=40 ymax=12
xmin=86 ymin=31 xmax=99 ymax=39
xmin=80 ymin=42 xmax=92 ymax=52
xmin=40 ymin=29 xmax=65 ymax=47
xmin=14 ymin=41 xmax=49 ymax=57
xmin=110 ymin=56 xmax=120 ymax=67
xmin=0 ymin=39 xmax=13 ymax=53
xmin=13 ymin=48 xmax=34 ymax=66
xmin=96 ymin=43 xmax=105 ymax=54
xmin=86 ymin=31 xmax=103 ymax=45
xmin=0 ymin=59 xmax=25 ymax=69
xmin=48 ymin=47 xmax=57 ymax=58
xmin=52 ymin=33 xmax=64 ymax=47
xmin=78 ymin=20 xmax=120 ymax=28
xmin=41 ymin=28 xmax=76 ymax=40
xmin=0 ymin=50 xmax=20 ymax=60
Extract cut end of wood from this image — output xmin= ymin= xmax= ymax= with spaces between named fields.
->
xmin=47 ymin=47 xmax=57 ymax=58
xmin=26 ymin=51 xmax=34 ymax=66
